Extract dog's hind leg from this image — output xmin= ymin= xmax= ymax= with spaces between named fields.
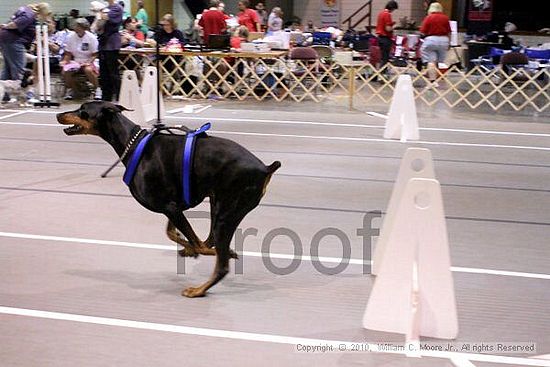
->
xmin=182 ymin=189 xmax=260 ymax=298
xmin=182 ymin=217 xmax=237 ymax=298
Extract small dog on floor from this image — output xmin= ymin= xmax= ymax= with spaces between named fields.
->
xmin=57 ymin=101 xmax=281 ymax=298
xmin=0 ymin=70 xmax=34 ymax=104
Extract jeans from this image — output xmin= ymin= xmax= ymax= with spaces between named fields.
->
xmin=99 ymin=50 xmax=120 ymax=101
xmin=421 ymin=36 xmax=449 ymax=64
xmin=0 ymin=42 xmax=26 ymax=81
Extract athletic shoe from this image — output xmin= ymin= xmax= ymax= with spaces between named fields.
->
xmin=64 ymin=89 xmax=74 ymax=100
xmin=94 ymin=87 xmax=102 ymax=100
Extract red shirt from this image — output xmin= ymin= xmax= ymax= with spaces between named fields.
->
xmin=230 ymin=36 xmax=244 ymax=49
xmin=199 ymin=9 xmax=226 ymax=45
xmin=238 ymin=8 xmax=260 ymax=32
xmin=376 ymin=9 xmax=394 ymax=37
xmin=420 ymin=12 xmax=451 ymax=36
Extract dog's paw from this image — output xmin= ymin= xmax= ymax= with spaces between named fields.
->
xmin=178 ymin=248 xmax=199 ymax=258
xmin=182 ymin=286 xmax=206 ymax=298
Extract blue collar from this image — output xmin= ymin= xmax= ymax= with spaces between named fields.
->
xmin=123 ymin=131 xmax=152 ymax=186
xmin=122 ymin=123 xmax=211 ymax=209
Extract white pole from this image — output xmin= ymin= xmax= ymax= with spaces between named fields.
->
xmin=42 ymin=24 xmax=51 ymax=101
xmin=35 ymin=24 xmax=45 ymax=102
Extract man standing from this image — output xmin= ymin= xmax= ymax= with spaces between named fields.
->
xmin=97 ymin=0 xmax=122 ymax=102
xmin=375 ymin=0 xmax=398 ymax=68
xmin=198 ymin=0 xmax=226 ymax=46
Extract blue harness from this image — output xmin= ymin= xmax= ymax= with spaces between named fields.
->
xmin=123 ymin=123 xmax=212 ymax=208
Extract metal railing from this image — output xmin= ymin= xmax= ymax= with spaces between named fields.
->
xmin=342 ymin=0 xmax=373 ymax=30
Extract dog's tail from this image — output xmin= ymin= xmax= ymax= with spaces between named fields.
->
xmin=262 ymin=161 xmax=281 ymax=196
xmin=266 ymin=161 xmax=282 ymax=175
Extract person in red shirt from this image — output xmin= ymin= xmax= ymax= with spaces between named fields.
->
xmin=237 ymin=0 xmax=261 ymax=33
xmin=419 ymin=2 xmax=451 ymax=83
xmin=121 ymin=17 xmax=145 ymax=47
xmin=198 ymin=0 xmax=227 ymax=46
xmin=375 ymin=0 xmax=399 ymax=67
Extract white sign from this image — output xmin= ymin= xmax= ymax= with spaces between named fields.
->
xmin=320 ymin=0 xmax=340 ymax=28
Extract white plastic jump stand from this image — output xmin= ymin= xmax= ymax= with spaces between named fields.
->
xmin=34 ymin=24 xmax=59 ymax=107
xmin=384 ymin=74 xmax=418 ymax=141
xmin=363 ymin=178 xmax=458 ymax=340
xmin=119 ymin=70 xmax=146 ymax=124
xmin=372 ymin=148 xmax=435 ymax=275
xmin=140 ymin=66 xmax=165 ymax=123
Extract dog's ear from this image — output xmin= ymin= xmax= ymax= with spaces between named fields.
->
xmin=101 ymin=104 xmax=134 ymax=116
xmin=112 ymin=104 xmax=134 ymax=113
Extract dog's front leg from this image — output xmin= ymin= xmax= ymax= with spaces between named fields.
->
xmin=166 ymin=221 xmax=199 ymax=257
xmin=166 ymin=214 xmax=217 ymax=257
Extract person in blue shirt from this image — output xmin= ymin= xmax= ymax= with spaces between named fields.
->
xmin=97 ymin=0 xmax=122 ymax=101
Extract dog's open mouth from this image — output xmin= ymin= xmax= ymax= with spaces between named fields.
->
xmin=63 ymin=124 xmax=84 ymax=135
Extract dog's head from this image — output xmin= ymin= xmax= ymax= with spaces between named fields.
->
xmin=57 ymin=101 xmax=130 ymax=136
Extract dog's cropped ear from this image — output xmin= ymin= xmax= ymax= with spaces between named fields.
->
xmin=101 ymin=104 xmax=134 ymax=115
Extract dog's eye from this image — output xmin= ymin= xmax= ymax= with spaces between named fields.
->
xmin=79 ymin=111 xmax=89 ymax=119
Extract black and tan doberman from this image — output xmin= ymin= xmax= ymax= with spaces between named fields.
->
xmin=57 ymin=101 xmax=281 ymax=298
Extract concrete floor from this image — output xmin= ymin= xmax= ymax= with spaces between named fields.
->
xmin=0 ymin=100 xmax=549 ymax=367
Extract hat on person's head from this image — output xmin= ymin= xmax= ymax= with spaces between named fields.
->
xmin=74 ymin=17 xmax=90 ymax=30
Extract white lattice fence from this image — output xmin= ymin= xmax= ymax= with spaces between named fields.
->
xmin=118 ymin=52 xmax=550 ymax=113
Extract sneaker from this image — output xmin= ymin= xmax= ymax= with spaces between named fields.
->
xmin=94 ymin=87 xmax=102 ymax=100
xmin=26 ymin=90 xmax=39 ymax=104
xmin=64 ymin=89 xmax=74 ymax=100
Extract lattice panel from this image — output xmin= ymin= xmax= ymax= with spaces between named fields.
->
xmin=118 ymin=52 xmax=550 ymax=113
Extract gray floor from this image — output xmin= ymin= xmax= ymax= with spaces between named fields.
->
xmin=0 ymin=101 xmax=549 ymax=367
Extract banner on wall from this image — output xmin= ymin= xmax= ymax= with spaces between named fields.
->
xmin=320 ymin=0 xmax=340 ymax=28
xmin=468 ymin=0 xmax=493 ymax=21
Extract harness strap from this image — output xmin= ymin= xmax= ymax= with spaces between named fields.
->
xmin=182 ymin=123 xmax=211 ymax=207
xmin=123 ymin=132 xmax=153 ymax=185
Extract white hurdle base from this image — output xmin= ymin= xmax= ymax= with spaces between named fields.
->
xmin=363 ymin=177 xmax=458 ymax=339
xmin=118 ymin=67 xmax=165 ymax=125
xmin=119 ymin=70 xmax=145 ymax=124
xmin=140 ymin=66 xmax=165 ymax=123
xmin=372 ymin=148 xmax=435 ymax=275
xmin=384 ymin=75 xmax=418 ymax=141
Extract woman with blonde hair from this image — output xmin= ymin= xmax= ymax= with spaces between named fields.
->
xmin=419 ymin=2 xmax=451 ymax=84
xmin=0 ymin=3 xmax=51 ymax=100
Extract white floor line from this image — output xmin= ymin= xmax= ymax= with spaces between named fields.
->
xmin=211 ymin=130 xmax=550 ymax=152
xmin=194 ymin=105 xmax=212 ymax=114
xmin=0 ymin=306 xmax=548 ymax=366
xmin=367 ymin=111 xmax=550 ymax=138
xmin=0 ymin=110 xmax=27 ymax=120
xmin=3 ymin=121 xmax=550 ymax=152
xmin=1 ymin=231 xmax=549 ymax=281
xmin=367 ymin=111 xmax=389 ymax=119
xmin=2 ymin=108 xmax=549 ymax=138
xmin=451 ymin=357 xmax=478 ymax=367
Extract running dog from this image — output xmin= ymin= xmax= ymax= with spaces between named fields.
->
xmin=57 ymin=101 xmax=281 ymax=297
